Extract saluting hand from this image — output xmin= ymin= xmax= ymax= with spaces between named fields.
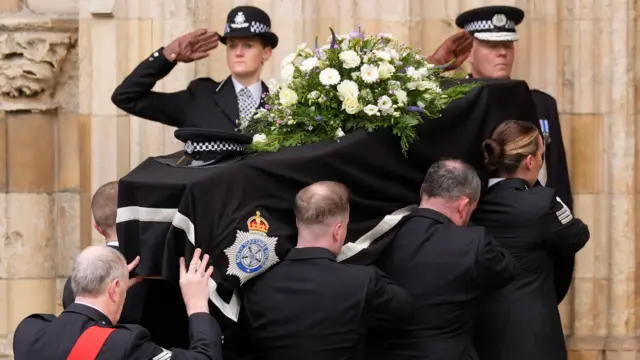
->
xmin=179 ymin=248 xmax=215 ymax=315
xmin=163 ymin=29 xmax=220 ymax=63
xmin=426 ymin=30 xmax=473 ymax=71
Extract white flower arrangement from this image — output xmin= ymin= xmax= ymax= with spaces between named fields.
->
xmin=242 ymin=27 xmax=476 ymax=154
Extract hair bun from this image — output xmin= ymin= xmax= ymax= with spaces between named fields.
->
xmin=482 ymin=138 xmax=504 ymax=171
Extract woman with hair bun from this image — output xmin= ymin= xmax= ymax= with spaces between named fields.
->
xmin=470 ymin=120 xmax=590 ymax=360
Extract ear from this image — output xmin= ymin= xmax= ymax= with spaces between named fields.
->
xmin=524 ymin=154 xmax=535 ymax=171
xmin=332 ymin=223 xmax=342 ymax=242
xmin=107 ymin=278 xmax=120 ymax=301
xmin=93 ymin=220 xmax=105 ymax=236
xmin=457 ymin=197 xmax=470 ymax=215
xmin=262 ymin=47 xmax=272 ymax=62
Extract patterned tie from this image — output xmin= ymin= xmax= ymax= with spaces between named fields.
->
xmin=238 ymin=88 xmax=258 ymax=123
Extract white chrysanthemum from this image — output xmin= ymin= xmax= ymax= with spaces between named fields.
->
xmin=336 ymin=80 xmax=359 ymax=100
xmin=377 ymin=95 xmax=393 ymax=112
xmin=335 ymin=128 xmax=345 ymax=138
xmin=394 ymin=90 xmax=407 ymax=105
xmin=342 ymin=97 xmax=361 ymax=114
xmin=252 ymin=133 xmax=267 ymax=143
xmin=280 ymin=63 xmax=295 ymax=84
xmin=406 ymin=66 xmax=422 ymax=80
xmin=319 ymin=68 xmax=341 ymax=85
xmin=363 ymin=104 xmax=379 ymax=116
xmin=360 ymin=64 xmax=379 ymax=83
xmin=279 ymin=88 xmax=298 ymax=107
xmin=373 ymin=50 xmax=391 ymax=61
xmin=339 ymin=50 xmax=361 ymax=69
xmin=300 ymin=57 xmax=319 ymax=72
xmin=281 ymin=53 xmax=296 ymax=68
xmin=378 ymin=62 xmax=395 ymax=79
xmin=387 ymin=80 xmax=401 ymax=91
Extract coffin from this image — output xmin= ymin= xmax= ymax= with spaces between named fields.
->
xmin=116 ymin=78 xmax=540 ymax=322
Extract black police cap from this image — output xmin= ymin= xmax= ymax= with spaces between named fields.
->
xmin=220 ymin=6 xmax=279 ymax=49
xmin=174 ymin=128 xmax=252 ymax=157
xmin=455 ymin=5 xmax=525 ymax=42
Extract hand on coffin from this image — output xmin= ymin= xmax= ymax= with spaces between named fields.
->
xmin=426 ymin=30 xmax=473 ymax=71
xmin=179 ymin=248 xmax=215 ymax=316
xmin=126 ymin=256 xmax=143 ymax=288
xmin=163 ymin=29 xmax=220 ymax=63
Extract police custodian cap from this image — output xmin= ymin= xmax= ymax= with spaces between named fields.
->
xmin=455 ymin=5 xmax=525 ymax=42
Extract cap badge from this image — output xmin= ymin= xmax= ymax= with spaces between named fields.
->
xmin=231 ymin=12 xmax=248 ymax=28
xmin=492 ymin=13 xmax=507 ymax=27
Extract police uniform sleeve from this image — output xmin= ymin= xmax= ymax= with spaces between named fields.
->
xmin=364 ymin=266 xmax=413 ymax=326
xmin=542 ymin=194 xmax=590 ymax=255
xmin=110 ymin=47 xmax=202 ymax=128
xmin=125 ymin=313 xmax=223 ymax=360
xmin=473 ymin=231 xmax=520 ymax=290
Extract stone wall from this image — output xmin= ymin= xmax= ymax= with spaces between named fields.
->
xmin=0 ymin=0 xmax=638 ymax=358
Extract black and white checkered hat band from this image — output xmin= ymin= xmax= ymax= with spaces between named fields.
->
xmin=250 ymin=21 xmax=269 ymax=33
xmin=464 ymin=20 xmax=516 ymax=32
xmin=184 ymin=140 xmax=245 ymax=154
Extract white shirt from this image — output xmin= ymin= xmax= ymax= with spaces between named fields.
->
xmin=231 ymin=77 xmax=262 ymax=104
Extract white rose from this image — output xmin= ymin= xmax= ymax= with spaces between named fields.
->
xmin=335 ymin=128 xmax=345 ymax=138
xmin=279 ymin=88 xmax=299 ymax=107
xmin=373 ymin=50 xmax=391 ymax=61
xmin=339 ymin=50 xmax=361 ymax=69
xmin=360 ymin=64 xmax=379 ymax=83
xmin=394 ymin=90 xmax=407 ymax=105
xmin=418 ymin=67 xmax=429 ymax=77
xmin=300 ymin=57 xmax=319 ymax=72
xmin=336 ymin=80 xmax=359 ymax=100
xmin=281 ymin=53 xmax=296 ymax=68
xmin=319 ymin=68 xmax=341 ymax=86
xmin=342 ymin=97 xmax=361 ymax=114
xmin=363 ymin=104 xmax=379 ymax=116
xmin=378 ymin=62 xmax=395 ymax=79
xmin=377 ymin=95 xmax=393 ymax=113
xmin=280 ymin=63 xmax=295 ymax=84
xmin=252 ymin=133 xmax=267 ymax=143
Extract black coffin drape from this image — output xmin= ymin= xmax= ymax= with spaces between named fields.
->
xmin=117 ymin=78 xmax=562 ymax=322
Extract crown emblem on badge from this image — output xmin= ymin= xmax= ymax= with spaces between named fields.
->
xmin=247 ymin=211 xmax=269 ymax=233
xmin=492 ymin=13 xmax=507 ymax=27
xmin=234 ymin=12 xmax=246 ymax=25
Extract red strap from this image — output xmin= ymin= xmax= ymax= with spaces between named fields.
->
xmin=67 ymin=325 xmax=116 ymax=360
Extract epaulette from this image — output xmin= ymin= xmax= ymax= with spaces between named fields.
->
xmin=531 ymin=88 xmax=558 ymax=102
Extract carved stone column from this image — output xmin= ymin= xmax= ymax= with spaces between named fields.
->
xmin=0 ymin=17 xmax=78 ymax=358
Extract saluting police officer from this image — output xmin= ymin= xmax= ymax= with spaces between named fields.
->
xmin=470 ymin=120 xmax=590 ymax=360
xmin=13 ymin=247 xmax=222 ymax=360
xmin=453 ymin=5 xmax=573 ymax=212
xmin=111 ymin=6 xmax=278 ymax=130
xmin=453 ymin=5 xmax=576 ymax=303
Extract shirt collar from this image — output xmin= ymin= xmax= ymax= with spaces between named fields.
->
xmin=231 ymin=76 xmax=262 ymax=103
xmin=488 ymin=178 xmax=505 ymax=187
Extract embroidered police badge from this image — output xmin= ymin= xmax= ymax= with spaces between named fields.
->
xmin=231 ymin=12 xmax=249 ymax=28
xmin=491 ymin=13 xmax=507 ymax=27
xmin=224 ymin=211 xmax=279 ymax=284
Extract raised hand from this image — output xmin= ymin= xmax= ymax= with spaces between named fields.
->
xmin=163 ymin=29 xmax=220 ymax=63
xmin=427 ymin=31 xmax=473 ymax=71
xmin=179 ymin=248 xmax=215 ymax=315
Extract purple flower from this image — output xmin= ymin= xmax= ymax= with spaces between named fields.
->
xmin=315 ymin=115 xmax=323 ymax=121
xmin=308 ymin=125 xmax=314 ymax=130
xmin=265 ymin=105 xmax=271 ymax=110
xmin=407 ymin=106 xmax=425 ymax=113
xmin=276 ymin=119 xmax=282 ymax=124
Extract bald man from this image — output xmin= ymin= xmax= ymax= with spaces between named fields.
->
xmin=240 ymin=181 xmax=413 ymax=360
xmin=14 ymin=246 xmax=222 ymax=359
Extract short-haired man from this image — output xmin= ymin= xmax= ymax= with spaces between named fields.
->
xmin=62 ymin=180 xmax=190 ymax=349
xmin=241 ymin=181 xmax=413 ymax=359
xmin=367 ymin=159 xmax=520 ymax=360
xmin=14 ymin=247 xmax=222 ymax=359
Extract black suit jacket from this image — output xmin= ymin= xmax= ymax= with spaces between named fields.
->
xmin=470 ymin=178 xmax=590 ymax=360
xmin=241 ymin=247 xmax=413 ymax=360
xmin=368 ymin=208 xmax=519 ymax=360
xmin=62 ymin=244 xmax=190 ymax=350
xmin=13 ymin=303 xmax=222 ymax=360
xmin=111 ymin=47 xmax=268 ymax=130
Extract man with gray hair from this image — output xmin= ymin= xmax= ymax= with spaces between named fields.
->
xmin=13 ymin=247 xmax=223 ymax=360
xmin=367 ymin=159 xmax=520 ymax=360
xmin=240 ymin=181 xmax=413 ymax=359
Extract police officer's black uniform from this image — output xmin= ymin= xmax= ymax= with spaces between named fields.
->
xmin=111 ymin=6 xmax=278 ymax=130
xmin=455 ymin=5 xmax=576 ymax=302
xmin=240 ymin=247 xmax=413 ymax=360
xmin=367 ymin=207 xmax=520 ymax=360
xmin=12 ymin=303 xmax=222 ymax=360
xmin=61 ymin=243 xmax=191 ymax=350
xmin=470 ymin=178 xmax=590 ymax=360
